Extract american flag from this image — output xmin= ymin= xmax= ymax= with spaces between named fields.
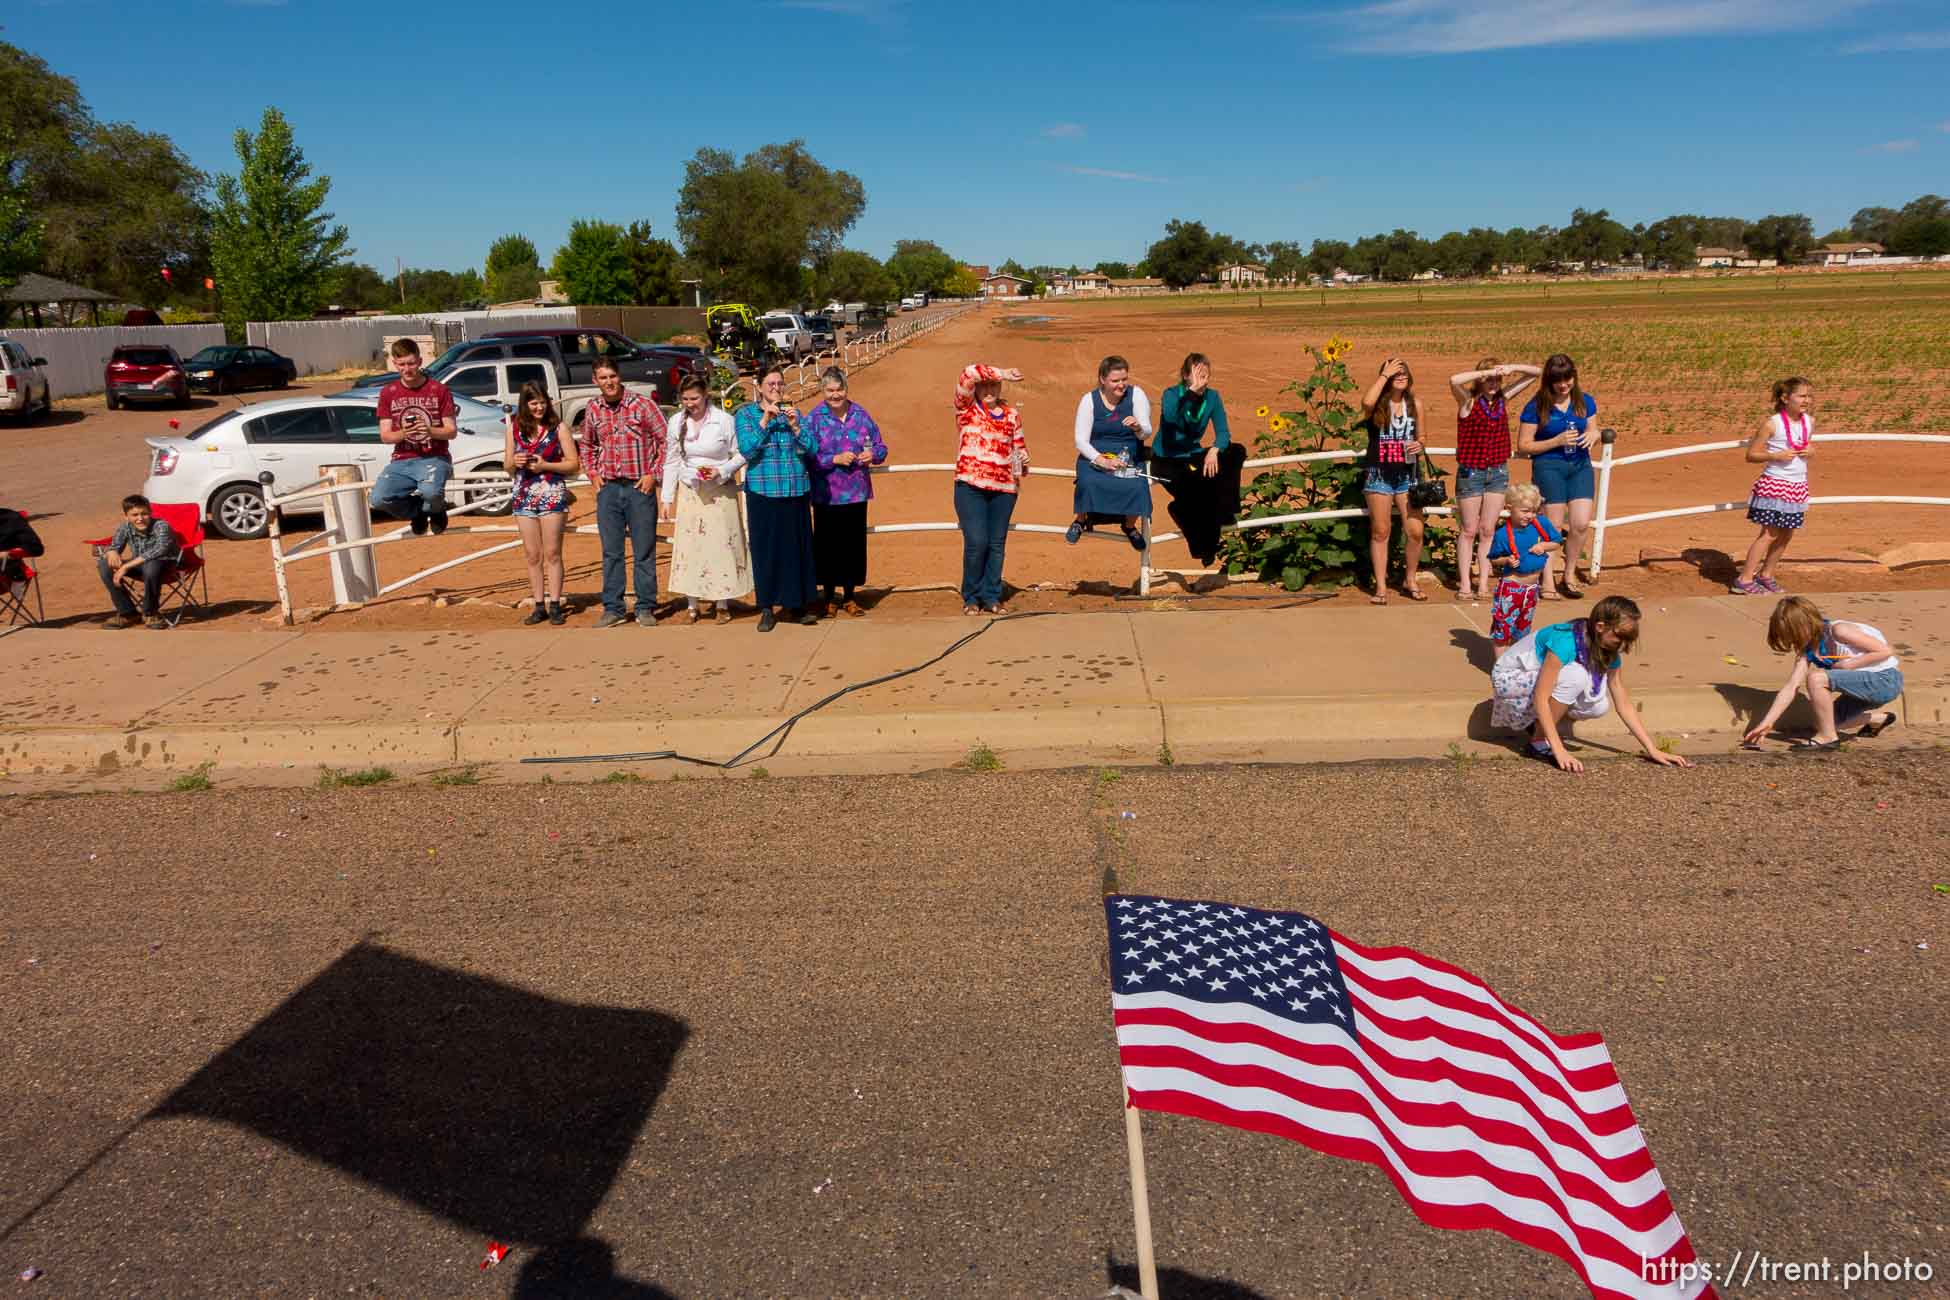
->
xmin=1106 ymin=895 xmax=1713 ymax=1300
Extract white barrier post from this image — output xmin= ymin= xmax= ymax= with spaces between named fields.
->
xmin=1589 ymin=428 xmax=1616 ymax=580
xmin=318 ymin=465 xmax=377 ymax=603
xmin=261 ymin=471 xmax=294 ymax=625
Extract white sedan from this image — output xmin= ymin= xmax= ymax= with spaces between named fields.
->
xmin=141 ymin=391 xmax=513 ymax=540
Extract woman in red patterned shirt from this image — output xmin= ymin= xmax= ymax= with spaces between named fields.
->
xmin=1449 ymin=358 xmax=1540 ymax=600
xmin=953 ymin=363 xmax=1029 ymax=614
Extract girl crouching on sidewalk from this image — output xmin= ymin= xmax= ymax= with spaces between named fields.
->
xmin=1490 ymin=595 xmax=1695 ymax=774
xmin=1742 ymin=596 xmax=1902 ymax=752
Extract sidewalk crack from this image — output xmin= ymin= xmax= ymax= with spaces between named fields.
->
xmin=127 ymin=629 xmax=313 ymax=730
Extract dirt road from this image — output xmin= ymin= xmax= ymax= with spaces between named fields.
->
xmin=2 ymin=752 xmax=1942 ymax=1296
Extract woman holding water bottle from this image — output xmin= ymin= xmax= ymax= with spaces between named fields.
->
xmin=1066 ymin=354 xmax=1153 ymax=553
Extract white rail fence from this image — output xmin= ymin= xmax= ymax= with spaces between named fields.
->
xmin=260 ymin=408 xmax=1947 ymax=619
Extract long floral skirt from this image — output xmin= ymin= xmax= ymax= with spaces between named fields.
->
xmin=667 ymin=479 xmax=753 ymax=602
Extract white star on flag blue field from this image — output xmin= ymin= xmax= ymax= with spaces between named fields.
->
xmin=1104 ymin=895 xmax=1714 ymax=1300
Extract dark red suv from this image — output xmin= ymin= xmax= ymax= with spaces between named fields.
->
xmin=104 ymin=345 xmax=189 ymax=409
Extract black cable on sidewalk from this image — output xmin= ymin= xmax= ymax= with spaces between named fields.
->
xmin=520 ymin=610 xmax=1056 ymax=771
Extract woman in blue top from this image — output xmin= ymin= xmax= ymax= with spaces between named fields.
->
xmin=1152 ymin=352 xmax=1246 ymax=566
xmin=1517 ymin=353 xmax=1600 ymax=599
xmin=734 ymin=365 xmax=820 ymax=631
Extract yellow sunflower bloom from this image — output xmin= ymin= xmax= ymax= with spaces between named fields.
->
xmin=1269 ymin=416 xmax=1289 ymax=433
xmin=1255 ymin=404 xmax=1270 ymax=418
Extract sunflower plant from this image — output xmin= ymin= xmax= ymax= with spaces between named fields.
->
xmin=1221 ymin=337 xmax=1453 ymax=590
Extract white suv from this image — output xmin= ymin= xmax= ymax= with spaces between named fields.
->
xmin=0 ymin=340 xmax=52 ymax=420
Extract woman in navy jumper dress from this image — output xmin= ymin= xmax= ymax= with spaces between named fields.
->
xmin=1066 ymin=354 xmax=1153 ymax=552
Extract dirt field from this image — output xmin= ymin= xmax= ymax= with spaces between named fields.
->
xmin=6 ymin=275 xmax=1948 ymax=631
xmin=1 ymin=751 xmax=1943 ymax=1297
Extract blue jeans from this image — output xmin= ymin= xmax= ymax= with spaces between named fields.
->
xmin=954 ymin=481 xmax=1015 ymax=607
xmin=370 ymin=457 xmax=453 ymax=520
xmin=98 ymin=552 xmax=171 ymax=617
xmin=597 ymin=479 xmax=658 ymax=615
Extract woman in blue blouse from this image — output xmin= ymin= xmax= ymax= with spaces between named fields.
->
xmin=1152 ymin=352 xmax=1245 ymax=566
xmin=735 ymin=365 xmax=820 ymax=631
xmin=1517 ymin=353 xmax=1600 ymax=599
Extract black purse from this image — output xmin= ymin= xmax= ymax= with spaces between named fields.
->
xmin=1407 ymin=451 xmax=1448 ymax=509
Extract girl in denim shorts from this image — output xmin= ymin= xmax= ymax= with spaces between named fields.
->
xmin=1358 ymin=356 xmax=1429 ymax=604
xmin=1517 ymin=353 xmax=1600 ymax=600
xmin=1741 ymin=596 xmax=1903 ymax=752
xmin=506 ymin=381 xmax=578 ymax=625
xmin=1449 ymin=357 xmax=1540 ymax=600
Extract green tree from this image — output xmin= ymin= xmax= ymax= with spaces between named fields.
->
xmin=1145 ymin=219 xmax=1217 ymax=288
xmin=1263 ymin=241 xmax=1307 ymax=282
xmin=328 ymin=262 xmax=391 ymax=311
xmin=812 ymin=248 xmax=897 ymax=304
xmin=943 ymin=266 xmax=980 ymax=297
xmin=1093 ymin=260 xmax=1133 ymax=279
xmin=1887 ymin=214 xmax=1950 ymax=257
xmin=549 ymin=219 xmax=633 ymax=305
xmin=1741 ymin=213 xmax=1815 ymax=263
xmin=887 ymin=239 xmax=959 ymax=295
xmin=0 ymin=130 xmax=41 ymax=296
xmin=1639 ymin=217 xmax=1697 ymax=269
xmin=1306 ymin=239 xmax=1351 ymax=278
xmin=623 ymin=221 xmax=685 ymax=305
xmin=208 ymin=107 xmax=349 ymax=334
xmin=398 ymin=267 xmax=485 ymax=313
xmin=1557 ymin=207 xmax=1632 ymax=265
xmin=484 ymin=232 xmax=542 ymax=302
xmin=1848 ymin=206 xmax=1899 ymax=244
xmin=675 ymin=139 xmax=865 ymax=305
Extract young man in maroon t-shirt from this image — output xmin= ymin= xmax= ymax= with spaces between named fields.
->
xmin=369 ymin=338 xmax=459 ymax=534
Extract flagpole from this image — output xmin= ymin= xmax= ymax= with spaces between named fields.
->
xmin=1122 ymin=1094 xmax=1160 ymax=1300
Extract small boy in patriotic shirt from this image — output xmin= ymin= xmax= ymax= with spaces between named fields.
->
xmin=1485 ymin=482 xmax=1561 ymax=651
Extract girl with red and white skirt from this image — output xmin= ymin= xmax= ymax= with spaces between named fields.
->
xmin=1732 ymin=377 xmax=1813 ymax=595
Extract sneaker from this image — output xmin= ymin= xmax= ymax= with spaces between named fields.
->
xmin=103 ymin=613 xmax=138 ymax=629
xmin=636 ymin=609 xmax=657 ymax=628
xmin=1755 ymin=576 xmax=1784 ymax=593
xmin=1729 ymin=578 xmax=1765 ymax=595
xmin=145 ymin=616 xmax=168 ymax=630
xmin=795 ymin=608 xmax=819 ymax=626
xmin=594 ymin=610 xmax=627 ymax=629
xmin=427 ymin=508 xmax=449 ymax=536
xmin=1123 ymin=526 xmax=1146 ymax=552
xmin=548 ymin=602 xmax=567 ymax=626
xmin=757 ymin=609 xmax=778 ymax=632
xmin=1064 ymin=520 xmax=1084 ymax=545
xmin=523 ymin=605 xmax=549 ymax=625
xmin=409 ymin=509 xmax=429 ymax=536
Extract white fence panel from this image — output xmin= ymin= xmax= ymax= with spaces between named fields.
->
xmin=3 ymin=324 xmax=226 ymax=399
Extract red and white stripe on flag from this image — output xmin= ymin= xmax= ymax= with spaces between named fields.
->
xmin=1107 ymin=897 xmax=1714 ymax=1300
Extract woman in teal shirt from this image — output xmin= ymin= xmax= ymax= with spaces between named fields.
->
xmin=1153 ymin=353 xmax=1246 ymax=565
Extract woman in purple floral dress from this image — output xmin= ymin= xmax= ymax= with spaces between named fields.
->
xmin=804 ymin=367 xmax=889 ymax=617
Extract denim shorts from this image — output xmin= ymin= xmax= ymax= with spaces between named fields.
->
xmin=1456 ymin=464 xmax=1510 ymax=499
xmin=1825 ymin=666 xmax=1903 ymax=707
xmin=1531 ymin=454 xmax=1594 ymax=504
xmin=1363 ymin=464 xmax=1415 ymax=496
xmin=511 ymin=502 xmax=566 ymax=518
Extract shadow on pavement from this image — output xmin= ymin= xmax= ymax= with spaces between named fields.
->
xmin=1107 ymin=1251 xmax=1272 ymax=1299
xmin=151 ymin=941 xmax=687 ymax=1284
xmin=1449 ymin=626 xmax=1497 ymax=675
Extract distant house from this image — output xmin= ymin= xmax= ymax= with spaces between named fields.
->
xmin=1496 ymin=263 xmax=1528 ymax=275
xmin=1331 ymin=268 xmax=1368 ymax=284
xmin=1216 ymin=262 xmax=1267 ymax=286
xmin=1733 ymin=253 xmax=1778 ymax=269
xmin=1696 ymin=247 xmax=1743 ymax=268
xmin=1107 ymin=277 xmax=1166 ymax=293
xmin=982 ymin=273 xmax=1032 ymax=299
xmin=964 ymin=264 xmax=992 ymax=283
xmin=1410 ymin=268 xmax=1443 ymax=281
xmin=1807 ymin=242 xmax=1884 ymax=266
xmin=1052 ymin=270 xmax=1110 ymax=294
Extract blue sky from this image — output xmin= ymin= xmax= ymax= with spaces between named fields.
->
xmin=9 ymin=0 xmax=1948 ymax=272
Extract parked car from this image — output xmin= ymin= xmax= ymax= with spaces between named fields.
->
xmin=899 ymin=293 xmax=930 ymax=310
xmin=348 ymin=350 xmax=664 ymax=429
xmin=802 ymin=313 xmax=838 ymax=352
xmin=104 ymin=344 xmax=189 ymax=409
xmin=142 ymin=391 xmax=515 ymax=541
xmin=0 ymin=339 xmax=52 ymax=421
xmin=760 ymin=312 xmax=814 ymax=361
xmin=352 ymin=331 xmax=710 ymax=405
xmin=183 ymin=345 xmax=298 ymax=395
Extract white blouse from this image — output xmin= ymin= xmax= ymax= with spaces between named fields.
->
xmin=660 ymin=406 xmax=746 ymax=505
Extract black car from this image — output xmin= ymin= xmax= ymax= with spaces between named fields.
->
xmin=184 ymin=345 xmax=298 ymax=395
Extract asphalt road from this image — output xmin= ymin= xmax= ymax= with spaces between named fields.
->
xmin=2 ymin=751 xmax=1944 ymax=1298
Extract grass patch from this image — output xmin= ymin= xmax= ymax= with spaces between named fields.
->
xmin=428 ymin=764 xmax=483 ymax=787
xmin=1095 ymin=766 xmax=1123 ymax=788
xmin=749 ymin=765 xmax=770 ymax=780
xmin=1655 ymin=735 xmax=1680 ymax=755
xmin=1444 ymin=742 xmax=1478 ymax=774
xmin=599 ymin=770 xmax=646 ymax=784
xmin=167 ymin=762 xmax=214 ymax=793
xmin=961 ymin=742 xmax=1003 ymax=772
xmin=319 ymin=765 xmax=395 ymax=789
xmin=1157 ymin=740 xmax=1176 ymax=767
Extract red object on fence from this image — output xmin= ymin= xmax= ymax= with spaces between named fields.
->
xmin=479 ymin=1241 xmax=509 ymax=1270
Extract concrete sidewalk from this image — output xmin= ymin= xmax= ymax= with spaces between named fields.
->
xmin=5 ymin=591 xmax=1946 ymax=780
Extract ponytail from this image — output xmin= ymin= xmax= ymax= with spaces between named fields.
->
xmin=1771 ymin=376 xmax=1808 ymax=412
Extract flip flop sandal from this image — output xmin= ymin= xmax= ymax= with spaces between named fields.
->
xmin=1402 ymin=587 xmax=1429 ymax=602
xmin=1859 ymin=712 xmax=1897 ymax=738
xmin=1789 ymin=738 xmax=1842 ymax=753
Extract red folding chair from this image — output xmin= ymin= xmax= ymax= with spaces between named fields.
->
xmin=83 ymin=502 xmax=210 ymax=627
xmin=1 ymin=510 xmax=44 ymax=627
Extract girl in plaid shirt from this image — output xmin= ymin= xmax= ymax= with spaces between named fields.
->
xmin=1448 ymin=358 xmax=1539 ymax=600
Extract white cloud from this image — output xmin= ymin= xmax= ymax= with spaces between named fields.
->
xmin=1863 ymin=139 xmax=1920 ymax=154
xmin=1839 ymin=30 xmax=1950 ymax=54
xmin=1042 ymin=123 xmax=1086 ymax=139
xmin=1058 ymin=165 xmax=1167 ymax=184
xmin=1307 ymin=0 xmax=1858 ymax=54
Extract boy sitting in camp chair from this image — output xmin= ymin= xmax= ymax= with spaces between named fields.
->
xmin=95 ymin=494 xmax=180 ymax=629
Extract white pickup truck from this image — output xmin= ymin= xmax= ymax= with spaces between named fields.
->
xmin=424 ymin=355 xmax=665 ymax=430
xmin=760 ymin=312 xmax=816 ymax=361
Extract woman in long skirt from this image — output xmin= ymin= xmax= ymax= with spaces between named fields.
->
xmin=804 ymin=366 xmax=888 ymax=617
xmin=660 ymin=373 xmax=751 ymax=624
xmin=1067 ymin=354 xmax=1153 ymax=552
xmin=734 ymin=364 xmax=819 ymax=631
